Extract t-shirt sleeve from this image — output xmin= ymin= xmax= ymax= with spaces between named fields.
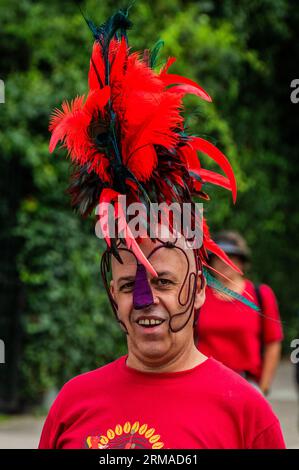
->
xmin=243 ymin=378 xmax=286 ymax=449
xmin=38 ymin=386 xmax=66 ymax=449
xmin=38 ymin=408 xmax=57 ymax=449
xmin=252 ymin=420 xmax=286 ymax=449
xmin=260 ymin=284 xmax=284 ymax=343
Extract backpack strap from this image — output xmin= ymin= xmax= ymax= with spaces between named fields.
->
xmin=254 ymin=283 xmax=264 ymax=357
xmin=254 ymin=283 xmax=263 ymax=311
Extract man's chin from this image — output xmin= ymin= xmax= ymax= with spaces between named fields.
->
xmin=135 ymin=343 xmax=171 ymax=364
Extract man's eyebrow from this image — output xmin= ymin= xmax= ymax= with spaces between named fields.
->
xmin=117 ymin=271 xmax=176 ymax=284
xmin=117 ymin=275 xmax=135 ymax=285
xmin=156 ymin=271 xmax=176 ymax=277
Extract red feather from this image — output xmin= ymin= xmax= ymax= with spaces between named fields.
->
xmin=84 ymin=86 xmax=111 ymax=115
xmin=110 ymin=36 xmax=128 ymax=87
xmin=159 ymin=57 xmax=177 ymax=74
xmin=204 ymin=237 xmax=242 ymax=274
xmin=98 ymin=188 xmax=121 ymax=247
xmin=89 ymin=38 xmax=126 ymax=91
xmin=49 ymin=87 xmax=111 ymax=181
xmin=115 ymin=201 xmax=158 ymax=277
xmin=122 ymin=89 xmax=183 ymax=181
xmin=159 ymin=66 xmax=212 ymax=102
xmin=88 ymin=42 xmax=106 ymax=90
xmin=125 ymin=145 xmax=158 ymax=181
xmin=202 ymin=219 xmax=242 ymax=274
xmin=190 ymin=137 xmax=237 ymax=203
xmin=49 ymin=96 xmax=90 ymax=156
xmin=99 ymin=189 xmax=157 ymax=277
xmin=115 ymin=53 xmax=164 ymax=133
xmin=179 ymin=144 xmax=201 ymax=172
xmin=199 ymin=168 xmax=232 ymax=192
xmin=166 ymin=84 xmax=212 ymax=101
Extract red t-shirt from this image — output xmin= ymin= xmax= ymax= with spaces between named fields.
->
xmin=38 ymin=355 xmax=285 ymax=449
xmin=197 ymin=280 xmax=284 ymax=382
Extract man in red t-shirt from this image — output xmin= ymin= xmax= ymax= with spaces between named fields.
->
xmin=39 ymin=235 xmax=286 ymax=449
xmin=40 ymin=8 xmax=285 ymax=450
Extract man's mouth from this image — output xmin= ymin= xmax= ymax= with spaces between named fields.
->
xmin=135 ymin=317 xmax=166 ymax=328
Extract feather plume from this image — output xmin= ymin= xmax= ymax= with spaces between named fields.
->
xmin=49 ymin=7 xmax=240 ymax=284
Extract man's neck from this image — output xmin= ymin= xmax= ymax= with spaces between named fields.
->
xmin=126 ymin=345 xmax=207 ymax=374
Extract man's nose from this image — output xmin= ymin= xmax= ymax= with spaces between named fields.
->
xmin=133 ymin=263 xmax=155 ymax=310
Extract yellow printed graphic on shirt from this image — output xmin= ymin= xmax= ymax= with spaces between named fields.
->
xmin=86 ymin=420 xmax=164 ymax=449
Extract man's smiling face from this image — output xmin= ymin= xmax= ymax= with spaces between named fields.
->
xmin=110 ymin=236 xmax=206 ymax=368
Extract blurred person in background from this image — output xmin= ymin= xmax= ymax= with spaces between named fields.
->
xmin=196 ymin=230 xmax=283 ymax=396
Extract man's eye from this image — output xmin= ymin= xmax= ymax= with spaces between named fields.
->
xmin=156 ymin=278 xmax=173 ymax=287
xmin=120 ymin=282 xmax=134 ymax=291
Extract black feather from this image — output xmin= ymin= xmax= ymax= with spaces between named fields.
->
xmin=67 ymin=163 xmax=103 ymax=217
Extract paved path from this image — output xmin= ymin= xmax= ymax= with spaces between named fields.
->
xmin=268 ymin=359 xmax=298 ymax=448
xmin=0 ymin=359 xmax=298 ymax=448
xmin=0 ymin=415 xmax=44 ymax=449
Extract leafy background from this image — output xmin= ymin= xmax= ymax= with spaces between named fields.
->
xmin=1 ymin=0 xmax=299 ymax=408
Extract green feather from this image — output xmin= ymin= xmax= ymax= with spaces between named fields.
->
xmin=203 ymin=267 xmax=260 ymax=312
xmin=149 ymin=39 xmax=165 ymax=68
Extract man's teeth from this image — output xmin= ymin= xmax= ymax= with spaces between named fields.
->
xmin=137 ymin=319 xmax=164 ymax=326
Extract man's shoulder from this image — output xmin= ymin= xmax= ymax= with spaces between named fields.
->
xmin=210 ymin=358 xmax=277 ymax=423
xmin=207 ymin=357 xmax=276 ymax=413
xmin=206 ymin=358 xmax=284 ymax=448
xmin=57 ymin=355 xmax=125 ymax=400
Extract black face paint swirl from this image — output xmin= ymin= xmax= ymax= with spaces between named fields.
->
xmin=101 ymin=237 xmax=204 ymax=336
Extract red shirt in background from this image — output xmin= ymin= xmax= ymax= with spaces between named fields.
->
xmin=39 ymin=355 xmax=285 ymax=449
xmin=197 ymin=279 xmax=284 ymax=382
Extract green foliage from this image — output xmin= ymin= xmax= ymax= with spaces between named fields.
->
xmin=15 ymin=206 xmax=125 ymax=402
xmin=1 ymin=0 xmax=298 ymax=404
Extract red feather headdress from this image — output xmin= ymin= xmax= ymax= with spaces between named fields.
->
xmin=49 ymin=9 xmax=240 ymax=280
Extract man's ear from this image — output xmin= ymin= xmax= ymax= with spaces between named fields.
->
xmin=110 ymin=280 xmax=115 ymax=302
xmin=194 ymin=271 xmax=206 ymax=309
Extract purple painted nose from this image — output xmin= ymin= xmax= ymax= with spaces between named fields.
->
xmin=133 ymin=263 xmax=154 ymax=310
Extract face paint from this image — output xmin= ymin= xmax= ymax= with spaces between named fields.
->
xmin=133 ymin=263 xmax=154 ymax=310
xmin=101 ymin=236 xmax=204 ymax=336
xmin=146 ymin=241 xmax=199 ymax=333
